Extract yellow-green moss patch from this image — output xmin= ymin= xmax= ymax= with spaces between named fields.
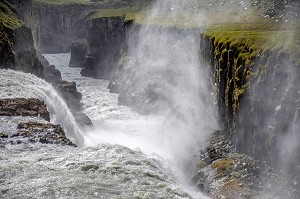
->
xmin=0 ymin=1 xmax=22 ymax=30
xmin=203 ymin=22 xmax=300 ymax=65
xmin=212 ymin=158 xmax=234 ymax=176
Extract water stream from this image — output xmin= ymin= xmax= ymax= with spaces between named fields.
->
xmin=0 ymin=53 xmax=211 ymax=198
xmin=44 ymin=53 xmax=211 ymax=198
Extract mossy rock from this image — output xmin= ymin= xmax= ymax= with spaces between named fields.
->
xmin=212 ymin=157 xmax=234 ymax=177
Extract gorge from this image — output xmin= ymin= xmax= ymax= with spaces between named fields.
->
xmin=0 ymin=0 xmax=300 ymax=198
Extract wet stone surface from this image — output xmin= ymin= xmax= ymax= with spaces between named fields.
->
xmin=1 ymin=121 xmax=76 ymax=147
xmin=0 ymin=98 xmax=50 ymax=121
xmin=193 ymin=130 xmax=298 ymax=199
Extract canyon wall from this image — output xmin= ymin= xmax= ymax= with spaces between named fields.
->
xmin=0 ymin=0 xmax=92 ymax=126
xmin=80 ymin=16 xmax=128 ymax=79
xmin=31 ymin=3 xmax=90 ymax=53
xmin=200 ymin=33 xmax=300 ymax=180
xmin=0 ymin=0 xmax=43 ymax=77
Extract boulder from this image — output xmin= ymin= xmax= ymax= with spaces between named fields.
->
xmin=74 ymin=112 xmax=93 ymax=127
xmin=0 ymin=98 xmax=50 ymax=121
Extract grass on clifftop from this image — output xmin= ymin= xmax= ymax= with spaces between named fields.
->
xmin=33 ymin=0 xmax=152 ymax=6
xmin=202 ymin=21 xmax=300 ymax=65
xmin=33 ymin=0 xmax=101 ymax=5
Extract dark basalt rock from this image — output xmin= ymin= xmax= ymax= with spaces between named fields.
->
xmin=0 ymin=98 xmax=50 ymax=121
xmin=193 ymin=130 xmax=298 ymax=199
xmin=0 ymin=1 xmax=44 ymax=78
xmin=0 ymin=132 xmax=8 ymax=139
xmin=74 ymin=112 xmax=93 ymax=127
xmin=10 ymin=121 xmax=76 ymax=146
xmin=80 ymin=17 xmax=127 ymax=80
xmin=53 ymin=80 xmax=82 ymax=111
xmin=69 ymin=39 xmax=87 ymax=67
xmin=43 ymin=64 xmax=62 ymax=83
xmin=52 ymin=81 xmax=93 ymax=126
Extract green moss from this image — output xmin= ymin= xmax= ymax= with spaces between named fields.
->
xmin=0 ymin=0 xmax=23 ymax=61
xmin=33 ymin=0 xmax=152 ymax=7
xmin=0 ymin=1 xmax=22 ymax=30
xmin=203 ymin=22 xmax=300 ymax=65
xmin=33 ymin=0 xmax=102 ymax=5
xmin=212 ymin=158 xmax=234 ymax=176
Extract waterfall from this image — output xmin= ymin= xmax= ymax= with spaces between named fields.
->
xmin=84 ymin=0 xmax=218 ymax=192
xmin=0 ymin=69 xmax=83 ymax=145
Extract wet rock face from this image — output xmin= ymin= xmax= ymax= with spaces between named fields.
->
xmin=43 ymin=64 xmax=62 ymax=83
xmin=80 ymin=17 xmax=127 ymax=79
xmin=13 ymin=26 xmax=44 ymax=77
xmin=0 ymin=98 xmax=50 ymax=121
xmin=201 ymin=34 xmax=300 ymax=179
xmin=52 ymin=81 xmax=93 ymax=126
xmin=193 ymin=130 xmax=298 ymax=199
xmin=53 ymin=80 xmax=82 ymax=111
xmin=0 ymin=0 xmax=44 ymax=78
xmin=3 ymin=121 xmax=76 ymax=146
xmin=69 ymin=39 xmax=87 ymax=67
xmin=32 ymin=3 xmax=89 ymax=53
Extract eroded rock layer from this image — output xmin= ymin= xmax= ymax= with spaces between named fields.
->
xmin=0 ymin=98 xmax=50 ymax=121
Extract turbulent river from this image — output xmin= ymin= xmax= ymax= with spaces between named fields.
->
xmin=0 ymin=54 xmax=211 ymax=199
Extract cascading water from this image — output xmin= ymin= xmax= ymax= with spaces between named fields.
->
xmin=1 ymin=0 xmax=217 ymax=198
xmin=0 ymin=66 xmax=206 ymax=198
xmin=0 ymin=69 xmax=83 ymax=145
xmin=42 ymin=0 xmax=218 ymax=196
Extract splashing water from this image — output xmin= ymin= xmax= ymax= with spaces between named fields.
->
xmin=43 ymin=1 xmax=218 ymax=193
xmin=0 ymin=60 xmax=211 ymax=199
xmin=0 ymin=69 xmax=83 ymax=145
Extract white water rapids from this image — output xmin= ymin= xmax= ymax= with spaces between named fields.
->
xmin=0 ymin=53 xmax=211 ymax=198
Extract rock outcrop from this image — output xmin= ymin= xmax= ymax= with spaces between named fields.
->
xmin=54 ymin=81 xmax=82 ymax=111
xmin=27 ymin=2 xmax=90 ymax=53
xmin=0 ymin=97 xmax=76 ymax=147
xmin=0 ymin=121 xmax=76 ymax=146
xmin=53 ymin=80 xmax=93 ymax=126
xmin=193 ymin=130 xmax=298 ymax=199
xmin=80 ymin=17 xmax=128 ymax=79
xmin=69 ymin=39 xmax=87 ymax=67
xmin=0 ymin=98 xmax=50 ymax=121
xmin=0 ymin=0 xmax=43 ymax=77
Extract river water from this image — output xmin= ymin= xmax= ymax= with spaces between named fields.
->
xmin=0 ymin=53 xmax=211 ymax=198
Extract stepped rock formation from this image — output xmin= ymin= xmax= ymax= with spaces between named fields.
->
xmin=0 ymin=121 xmax=76 ymax=146
xmin=0 ymin=98 xmax=50 ymax=121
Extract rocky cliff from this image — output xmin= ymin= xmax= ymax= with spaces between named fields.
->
xmin=0 ymin=0 xmax=43 ymax=77
xmin=200 ymin=23 xmax=300 ymax=187
xmin=0 ymin=0 xmax=92 ymax=127
xmin=80 ymin=16 xmax=128 ymax=79
xmin=30 ymin=3 xmax=90 ymax=53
